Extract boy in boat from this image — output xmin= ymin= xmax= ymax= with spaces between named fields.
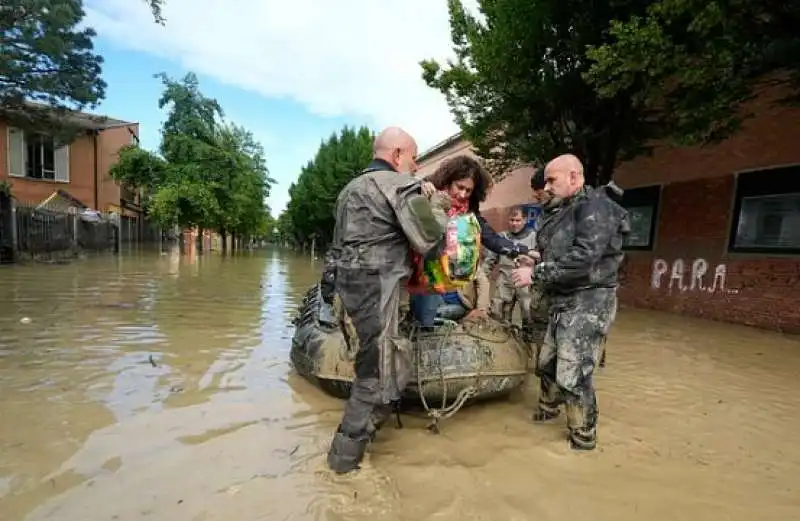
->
xmin=485 ymin=206 xmax=539 ymax=324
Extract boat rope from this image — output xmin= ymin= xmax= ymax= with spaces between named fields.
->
xmin=412 ymin=319 xmax=481 ymax=434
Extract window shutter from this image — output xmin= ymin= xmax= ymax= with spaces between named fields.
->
xmin=8 ymin=127 xmax=25 ymax=176
xmin=54 ymin=143 xmax=70 ymax=182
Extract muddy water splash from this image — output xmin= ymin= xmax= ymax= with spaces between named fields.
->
xmin=0 ymin=248 xmax=798 ymax=521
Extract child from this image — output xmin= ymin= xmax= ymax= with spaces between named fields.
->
xmin=485 ymin=206 xmax=539 ymax=323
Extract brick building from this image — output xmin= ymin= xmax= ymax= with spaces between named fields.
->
xmin=0 ymin=104 xmax=142 ymax=218
xmin=416 ymin=88 xmax=800 ymax=333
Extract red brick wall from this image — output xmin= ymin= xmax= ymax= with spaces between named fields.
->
xmin=0 ymin=120 xmax=139 ymax=211
xmin=417 ymin=86 xmax=800 ymax=333
xmin=619 ymin=176 xmax=800 ymax=333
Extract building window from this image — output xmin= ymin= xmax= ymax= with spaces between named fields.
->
xmin=7 ymin=127 xmax=70 ymax=182
xmin=619 ymin=185 xmax=661 ymax=250
xmin=730 ymin=165 xmax=800 ymax=253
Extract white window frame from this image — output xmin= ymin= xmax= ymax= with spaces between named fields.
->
xmin=6 ymin=126 xmax=70 ymax=183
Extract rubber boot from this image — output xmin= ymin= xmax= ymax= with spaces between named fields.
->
xmin=327 ymin=428 xmax=369 ymax=474
xmin=532 ymin=406 xmax=561 ymax=423
xmin=565 ymin=402 xmax=597 ymax=451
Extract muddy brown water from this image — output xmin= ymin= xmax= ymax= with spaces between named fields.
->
xmin=0 ymin=248 xmax=798 ymax=521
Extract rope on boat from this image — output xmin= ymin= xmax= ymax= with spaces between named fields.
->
xmin=412 ymin=319 xmax=481 ymax=434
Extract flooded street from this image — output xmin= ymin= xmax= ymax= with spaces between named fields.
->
xmin=1 ymin=248 xmax=799 ymax=521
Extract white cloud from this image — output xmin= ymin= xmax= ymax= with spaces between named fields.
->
xmin=83 ymin=0 xmax=472 ymax=152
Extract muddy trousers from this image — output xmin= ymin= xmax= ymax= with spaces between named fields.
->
xmin=534 ymin=288 xmax=616 ymax=450
xmin=327 ymin=267 xmax=411 ymax=474
xmin=490 ymin=280 xmax=532 ymax=323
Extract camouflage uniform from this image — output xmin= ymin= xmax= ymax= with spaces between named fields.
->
xmin=531 ymin=186 xmax=628 ymax=450
xmin=485 ymin=228 xmax=538 ymax=324
xmin=325 ymin=159 xmax=450 ymax=474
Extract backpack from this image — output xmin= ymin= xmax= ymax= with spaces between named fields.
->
xmin=408 ymin=212 xmax=482 ymax=294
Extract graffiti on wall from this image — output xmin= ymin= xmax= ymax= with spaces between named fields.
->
xmin=651 ymin=258 xmax=729 ymax=293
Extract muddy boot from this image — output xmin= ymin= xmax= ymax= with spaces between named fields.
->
xmin=328 ymin=377 xmax=381 ymax=473
xmin=565 ymin=401 xmax=597 ymax=451
xmin=327 ymin=428 xmax=370 ymax=474
xmin=532 ymin=402 xmax=561 ymax=423
xmin=568 ymin=430 xmax=597 ymax=451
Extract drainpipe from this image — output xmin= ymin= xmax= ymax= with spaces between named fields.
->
xmin=92 ymin=130 xmax=99 ymax=210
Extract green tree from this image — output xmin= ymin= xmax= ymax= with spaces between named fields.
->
xmin=0 ymin=0 xmax=105 ymax=130
xmin=282 ymin=126 xmax=374 ymax=249
xmin=585 ymin=2 xmax=800 ymax=146
xmin=212 ymin=124 xmax=275 ymax=251
xmin=421 ymin=0 xmax=660 ymax=186
xmin=110 ymin=71 xmax=274 ymax=251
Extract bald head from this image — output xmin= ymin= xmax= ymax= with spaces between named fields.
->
xmin=543 ymin=153 xmax=585 ymax=200
xmin=373 ymin=126 xmax=418 ymax=174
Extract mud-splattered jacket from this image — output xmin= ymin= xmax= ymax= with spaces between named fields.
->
xmin=534 ymin=186 xmax=629 ymax=295
xmin=324 ymin=159 xmax=450 ymax=276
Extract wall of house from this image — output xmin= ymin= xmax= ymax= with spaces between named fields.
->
xmin=415 ymin=139 xmax=477 ymax=178
xmin=97 ymin=124 xmax=139 ymax=212
xmin=1 ymin=121 xmax=96 ymax=206
xmin=0 ymin=120 xmax=140 ymax=212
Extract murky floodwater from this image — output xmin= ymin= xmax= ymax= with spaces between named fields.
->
xmin=1 ymin=248 xmax=798 ymax=521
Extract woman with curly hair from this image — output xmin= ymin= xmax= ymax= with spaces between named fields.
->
xmin=409 ymin=155 xmax=531 ymax=327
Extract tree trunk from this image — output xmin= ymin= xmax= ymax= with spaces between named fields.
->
xmin=196 ymin=228 xmax=204 ymax=254
xmin=221 ymin=230 xmax=228 ymax=254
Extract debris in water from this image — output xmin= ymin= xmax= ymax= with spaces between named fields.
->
xmin=20 ymin=317 xmax=31 ymax=324
xmin=148 ymin=354 xmax=158 ymax=368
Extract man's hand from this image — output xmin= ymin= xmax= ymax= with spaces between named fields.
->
xmin=512 ymin=266 xmax=534 ymax=288
xmin=516 ymin=251 xmax=540 ymax=267
xmin=421 ymin=181 xmax=436 ymax=198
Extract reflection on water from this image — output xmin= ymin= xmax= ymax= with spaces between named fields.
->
xmin=0 ymin=247 xmax=798 ymax=521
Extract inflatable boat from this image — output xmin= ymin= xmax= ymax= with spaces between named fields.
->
xmin=290 ymin=284 xmax=530 ymax=430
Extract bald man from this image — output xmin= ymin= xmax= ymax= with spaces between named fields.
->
xmin=324 ymin=127 xmax=450 ymax=473
xmin=512 ymin=154 xmax=629 ymax=451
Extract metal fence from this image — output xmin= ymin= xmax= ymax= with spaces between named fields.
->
xmin=0 ymin=198 xmax=162 ymax=262
xmin=0 ymin=193 xmax=12 ymax=263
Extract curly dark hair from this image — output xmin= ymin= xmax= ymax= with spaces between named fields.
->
xmin=426 ymin=155 xmax=492 ymax=213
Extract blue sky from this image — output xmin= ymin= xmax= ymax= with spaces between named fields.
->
xmin=83 ymin=0 xmax=466 ymax=215
xmin=93 ymin=38 xmax=357 ymax=214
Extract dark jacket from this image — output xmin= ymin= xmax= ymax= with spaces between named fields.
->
xmin=535 ymin=186 xmax=629 ymax=295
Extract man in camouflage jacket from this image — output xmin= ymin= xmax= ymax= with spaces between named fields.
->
xmin=512 ymin=154 xmax=629 ymax=451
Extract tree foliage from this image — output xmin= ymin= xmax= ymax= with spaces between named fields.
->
xmin=1 ymin=0 xmax=168 ymax=138
xmin=585 ymin=2 xmax=800 ymax=145
xmin=110 ymin=72 xmax=275 ymax=242
xmin=0 ymin=0 xmax=105 ymax=133
xmin=421 ymin=0 xmax=654 ymax=186
xmin=280 ymin=126 xmax=374 ymax=247
xmin=422 ymin=0 xmax=799 ymax=186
